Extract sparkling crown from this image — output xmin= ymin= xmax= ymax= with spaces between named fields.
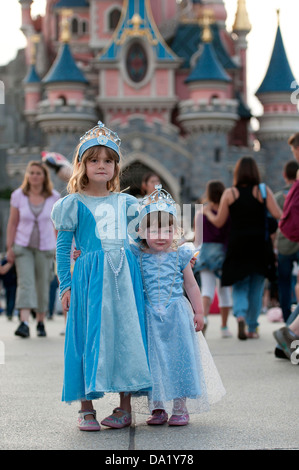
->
xmin=139 ymin=184 xmax=177 ymax=221
xmin=78 ymin=121 xmax=121 ymax=161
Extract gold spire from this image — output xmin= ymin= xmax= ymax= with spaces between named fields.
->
xmin=60 ymin=9 xmax=73 ymax=43
xmin=202 ymin=9 xmax=214 ymax=43
xmin=276 ymin=9 xmax=280 ymax=24
xmin=30 ymin=34 xmax=40 ymax=65
xmin=233 ymin=0 xmax=251 ymax=33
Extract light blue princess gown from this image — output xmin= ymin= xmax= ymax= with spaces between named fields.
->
xmin=132 ymin=244 xmax=226 ymax=415
xmin=51 ymin=192 xmax=152 ymax=403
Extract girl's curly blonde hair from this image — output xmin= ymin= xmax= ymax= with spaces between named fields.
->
xmin=67 ymin=145 xmax=121 ymax=194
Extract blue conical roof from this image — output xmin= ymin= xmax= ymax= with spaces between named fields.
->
xmin=185 ymin=42 xmax=231 ymax=83
xmin=23 ymin=64 xmax=41 ymax=84
xmin=43 ymin=43 xmax=88 ymax=84
xmin=54 ymin=0 xmax=89 ymax=8
xmin=256 ymin=25 xmax=296 ymax=94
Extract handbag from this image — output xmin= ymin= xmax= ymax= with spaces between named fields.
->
xmin=259 ymin=183 xmax=277 ymax=282
xmin=279 ymin=180 xmax=299 ymax=242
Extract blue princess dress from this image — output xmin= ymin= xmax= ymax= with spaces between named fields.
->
xmin=51 ymin=192 xmax=152 ymax=403
xmin=132 ymin=244 xmax=226 ymax=415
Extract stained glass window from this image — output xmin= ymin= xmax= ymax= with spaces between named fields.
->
xmin=126 ymin=43 xmax=148 ymax=83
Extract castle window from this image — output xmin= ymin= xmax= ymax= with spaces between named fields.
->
xmin=214 ymin=148 xmax=221 ymax=163
xmin=71 ymin=18 xmax=79 ymax=35
xmin=82 ymin=20 xmax=88 ymax=34
xmin=126 ymin=42 xmax=148 ymax=83
xmin=109 ymin=8 xmax=121 ymax=30
xmin=58 ymin=95 xmax=67 ymax=106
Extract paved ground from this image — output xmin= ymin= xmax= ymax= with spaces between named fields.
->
xmin=0 ymin=312 xmax=298 ymax=451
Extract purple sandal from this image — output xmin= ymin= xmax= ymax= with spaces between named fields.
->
xmin=168 ymin=413 xmax=189 ymax=426
xmin=146 ymin=409 xmax=168 ymax=425
xmin=101 ymin=407 xmax=132 ymax=429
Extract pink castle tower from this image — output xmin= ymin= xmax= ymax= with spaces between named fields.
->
xmin=97 ymin=0 xmax=181 ymax=127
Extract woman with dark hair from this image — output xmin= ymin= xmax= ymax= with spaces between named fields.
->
xmin=6 ymin=161 xmax=60 ymax=338
xmin=204 ymin=157 xmax=281 ymax=340
xmin=141 ymin=172 xmax=161 ymax=196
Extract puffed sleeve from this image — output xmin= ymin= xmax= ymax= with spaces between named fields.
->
xmin=10 ymin=188 xmax=22 ymax=208
xmin=51 ymin=194 xmax=78 ymax=232
xmin=179 ymin=244 xmax=194 ymax=271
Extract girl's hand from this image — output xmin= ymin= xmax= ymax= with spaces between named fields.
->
xmin=194 ymin=313 xmax=204 ymax=332
xmin=62 ymin=290 xmax=71 ymax=314
xmin=73 ymin=248 xmax=81 ymax=261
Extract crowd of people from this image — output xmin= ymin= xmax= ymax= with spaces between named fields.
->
xmin=0 ymin=123 xmax=298 ymax=431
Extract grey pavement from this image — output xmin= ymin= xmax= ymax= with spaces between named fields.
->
xmin=0 ymin=312 xmax=298 ymax=451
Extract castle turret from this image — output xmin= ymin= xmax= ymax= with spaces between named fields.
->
xmin=23 ymin=35 xmax=42 ymax=123
xmin=232 ymin=0 xmax=251 ymax=99
xmin=19 ymin=0 xmax=34 ymax=38
xmin=178 ymin=12 xmax=238 ymax=194
xmin=36 ymin=9 xmax=97 ymax=159
xmin=255 ymin=11 xmax=299 ymax=190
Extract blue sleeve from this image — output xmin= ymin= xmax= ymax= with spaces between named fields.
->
xmin=56 ymin=231 xmax=74 ymax=299
xmin=179 ymin=245 xmax=194 ymax=271
xmin=51 ymin=194 xmax=78 ymax=231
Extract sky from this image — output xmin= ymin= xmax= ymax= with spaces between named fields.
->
xmin=1 ymin=0 xmax=299 ymax=118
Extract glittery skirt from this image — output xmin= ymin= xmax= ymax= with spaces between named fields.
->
xmin=144 ymin=296 xmax=226 ymax=414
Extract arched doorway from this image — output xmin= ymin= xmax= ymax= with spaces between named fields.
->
xmin=120 ymin=161 xmax=171 ymax=198
xmin=120 ymin=152 xmax=180 ymax=202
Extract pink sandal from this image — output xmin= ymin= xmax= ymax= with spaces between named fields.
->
xmin=146 ymin=409 xmax=168 ymax=425
xmin=101 ymin=407 xmax=132 ymax=429
xmin=78 ymin=409 xmax=101 ymax=431
xmin=168 ymin=413 xmax=189 ymax=426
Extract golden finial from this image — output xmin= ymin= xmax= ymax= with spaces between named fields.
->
xmin=60 ymin=9 xmax=73 ymax=43
xmin=116 ymin=12 xmax=158 ymax=45
xmin=30 ymin=34 xmax=40 ymax=65
xmin=233 ymin=0 xmax=251 ymax=33
xmin=202 ymin=9 xmax=214 ymax=43
xmin=276 ymin=9 xmax=280 ymax=24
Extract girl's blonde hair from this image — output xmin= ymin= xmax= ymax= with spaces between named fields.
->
xmin=67 ymin=145 xmax=121 ymax=194
xmin=21 ymin=160 xmax=54 ymax=198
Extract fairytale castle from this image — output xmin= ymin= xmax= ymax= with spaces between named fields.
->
xmin=0 ymin=0 xmax=299 ymax=232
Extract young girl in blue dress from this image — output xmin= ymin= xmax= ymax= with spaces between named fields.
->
xmin=132 ymin=186 xmax=226 ymax=426
xmin=51 ymin=121 xmax=152 ymax=431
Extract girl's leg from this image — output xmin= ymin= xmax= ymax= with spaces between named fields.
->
xmin=172 ymin=397 xmax=187 ymax=415
xmin=119 ymin=392 xmax=131 ymax=414
xmin=80 ymin=400 xmax=95 ymax=420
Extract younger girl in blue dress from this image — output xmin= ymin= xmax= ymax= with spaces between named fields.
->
xmin=51 ymin=121 xmax=151 ymax=431
xmin=133 ymin=186 xmax=226 ymax=426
